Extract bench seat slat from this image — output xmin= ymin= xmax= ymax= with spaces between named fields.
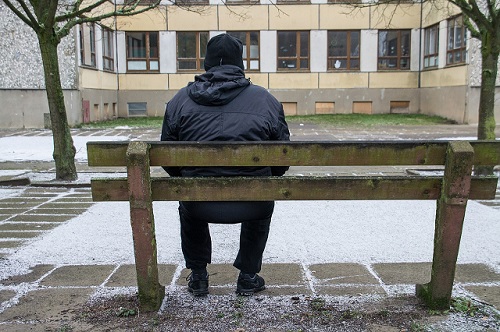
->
xmin=91 ymin=176 xmax=497 ymax=202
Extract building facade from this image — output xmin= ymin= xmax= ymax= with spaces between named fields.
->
xmin=0 ymin=0 xmax=499 ymax=128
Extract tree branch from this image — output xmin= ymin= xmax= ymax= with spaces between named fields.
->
xmin=3 ymin=0 xmax=37 ymax=30
xmin=55 ymin=0 xmax=109 ymax=22
xmin=56 ymin=0 xmax=162 ymax=39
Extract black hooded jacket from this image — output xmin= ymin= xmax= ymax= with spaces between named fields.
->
xmin=161 ymin=65 xmax=290 ymax=177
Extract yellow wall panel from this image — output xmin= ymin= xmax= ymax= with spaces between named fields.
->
xmin=168 ymin=74 xmax=197 ymax=90
xmin=319 ymin=5 xmax=370 ymax=29
xmin=119 ymin=74 xmax=168 ymax=90
xmin=80 ymin=69 xmax=118 ymax=90
xmin=269 ymin=5 xmax=319 ymax=30
xmin=422 ymin=0 xmax=461 ymax=26
xmin=371 ymin=4 xmax=421 ymax=29
xmin=219 ymin=6 xmax=269 ymax=30
xmin=319 ymin=72 xmax=368 ymax=89
xmin=246 ymin=73 xmax=269 ymax=89
xmin=167 ymin=6 xmax=218 ymax=31
xmin=369 ymin=72 xmax=418 ymax=88
xmin=116 ymin=7 xmax=167 ymax=31
xmin=421 ymin=66 xmax=468 ymax=87
xmin=269 ymin=73 xmax=318 ymax=89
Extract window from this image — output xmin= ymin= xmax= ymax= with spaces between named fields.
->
xmin=128 ymin=102 xmax=147 ymax=116
xmin=225 ymin=0 xmax=259 ymax=3
xmin=277 ymin=31 xmax=309 ymax=71
xmin=447 ymin=16 xmax=467 ymax=65
xmin=79 ymin=23 xmax=96 ymax=67
xmin=228 ymin=31 xmax=260 ymax=71
xmin=424 ymin=25 xmax=439 ymax=68
xmin=102 ymin=27 xmax=114 ymax=71
xmin=126 ymin=32 xmax=159 ymax=72
xmin=378 ymin=30 xmax=410 ymax=70
xmin=328 ymin=30 xmax=360 ymax=70
xmin=174 ymin=0 xmax=209 ymax=5
xmin=177 ymin=32 xmax=209 ymax=71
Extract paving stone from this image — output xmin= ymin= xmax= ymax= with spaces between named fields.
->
xmin=0 ymin=288 xmax=93 ymax=323
xmin=372 ymin=262 xmax=432 ymax=285
xmin=0 ymin=201 xmax=41 ymax=207
xmin=0 ymin=231 xmax=42 ymax=239
xmin=37 ymin=202 xmax=93 ymax=209
xmin=0 ymin=240 xmax=25 ymax=249
xmin=0 ymin=223 xmax=56 ymax=231
xmin=106 ymin=264 xmax=176 ymax=287
xmin=455 ymin=264 xmax=500 ymax=283
xmin=9 ymin=214 xmax=73 ymax=222
xmin=464 ymin=285 xmax=500 ymax=309
xmin=29 ymin=208 xmax=86 ymax=215
xmin=309 ymin=263 xmax=379 ymax=285
xmin=0 ymin=197 xmax=48 ymax=203
xmin=0 ymin=289 xmax=16 ymax=304
xmin=40 ymin=265 xmax=116 ymax=287
xmin=0 ymin=208 xmax=33 ymax=214
xmin=55 ymin=197 xmax=93 ymax=203
xmin=1 ymin=265 xmax=55 ymax=285
xmin=315 ymin=285 xmax=385 ymax=296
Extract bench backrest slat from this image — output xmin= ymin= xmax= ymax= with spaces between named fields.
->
xmin=90 ymin=176 xmax=497 ymax=202
xmin=87 ymin=141 xmax=500 ymax=167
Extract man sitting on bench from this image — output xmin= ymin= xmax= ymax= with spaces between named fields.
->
xmin=161 ymin=33 xmax=290 ymax=296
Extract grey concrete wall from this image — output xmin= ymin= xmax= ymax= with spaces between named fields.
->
xmin=118 ymin=88 xmax=420 ymax=117
xmin=465 ymin=86 xmax=500 ymax=125
xmin=117 ymin=90 xmax=176 ymax=118
xmin=419 ymin=86 xmax=467 ymax=123
xmin=81 ymin=89 xmax=119 ymax=122
xmin=0 ymin=90 xmax=81 ymax=129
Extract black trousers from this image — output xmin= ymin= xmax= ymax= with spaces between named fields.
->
xmin=179 ymin=201 xmax=274 ymax=274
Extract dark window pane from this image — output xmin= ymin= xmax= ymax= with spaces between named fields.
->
xmin=300 ymin=59 xmax=309 ymax=69
xmin=350 ymin=31 xmax=360 ymax=56
xmin=278 ymin=32 xmax=297 ymax=57
xmin=178 ymin=32 xmax=196 ymax=58
xmin=200 ymin=32 xmax=209 ymax=57
xmin=127 ymin=32 xmax=146 ymax=58
xmin=149 ymin=32 xmax=158 ymax=57
xmin=329 ymin=31 xmax=347 ymax=57
xmin=300 ymin=32 xmax=309 ymax=57
xmin=178 ymin=60 xmax=197 ymax=70
xmin=350 ymin=59 xmax=359 ymax=69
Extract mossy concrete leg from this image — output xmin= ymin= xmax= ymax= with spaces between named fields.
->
xmin=127 ymin=142 xmax=165 ymax=312
xmin=416 ymin=141 xmax=474 ymax=310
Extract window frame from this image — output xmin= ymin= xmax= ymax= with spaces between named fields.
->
xmin=447 ymin=15 xmax=467 ymax=66
xmin=177 ymin=31 xmax=209 ymax=72
xmin=377 ymin=29 xmax=411 ymax=71
xmin=423 ymin=24 xmax=439 ymax=69
xmin=79 ymin=22 xmax=96 ymax=68
xmin=102 ymin=27 xmax=115 ymax=72
xmin=277 ymin=31 xmax=310 ymax=71
xmin=327 ymin=30 xmax=360 ymax=71
xmin=126 ymin=31 xmax=160 ymax=73
xmin=228 ymin=31 xmax=260 ymax=71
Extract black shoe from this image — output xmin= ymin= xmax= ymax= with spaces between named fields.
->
xmin=186 ymin=270 xmax=209 ymax=296
xmin=236 ymin=272 xmax=265 ymax=296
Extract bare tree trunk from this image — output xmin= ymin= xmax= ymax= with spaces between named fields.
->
xmin=475 ymin=39 xmax=498 ymax=175
xmin=477 ymin=45 xmax=498 ymax=140
xmin=37 ymin=31 xmax=77 ymax=181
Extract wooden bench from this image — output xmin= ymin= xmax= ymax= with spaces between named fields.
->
xmin=87 ymin=140 xmax=499 ymax=312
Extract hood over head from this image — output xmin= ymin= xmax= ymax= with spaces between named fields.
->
xmin=187 ymin=65 xmax=250 ymax=106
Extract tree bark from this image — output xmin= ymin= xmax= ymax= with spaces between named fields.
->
xmin=37 ymin=31 xmax=78 ymax=181
xmin=477 ymin=37 xmax=498 ymax=141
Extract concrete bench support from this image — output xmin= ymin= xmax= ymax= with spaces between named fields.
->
xmin=126 ymin=142 xmax=165 ymax=311
xmin=416 ymin=141 xmax=474 ymax=309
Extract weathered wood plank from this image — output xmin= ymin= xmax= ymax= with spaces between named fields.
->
xmin=91 ymin=176 xmax=497 ymax=202
xmin=87 ymin=141 xmax=500 ymax=167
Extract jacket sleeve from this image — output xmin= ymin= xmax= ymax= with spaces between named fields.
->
xmin=160 ymin=102 xmax=182 ymax=177
xmin=270 ymin=102 xmax=291 ymax=176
